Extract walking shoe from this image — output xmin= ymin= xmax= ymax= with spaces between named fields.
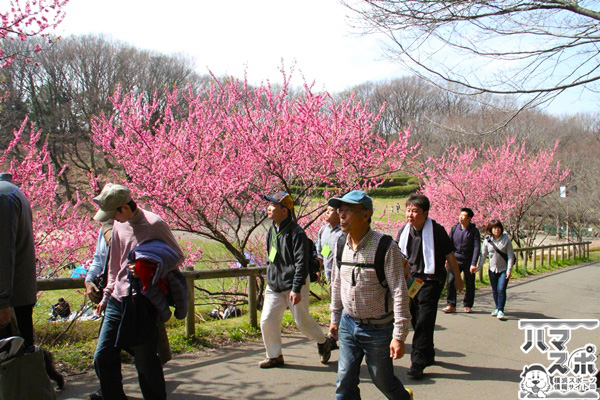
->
xmin=318 ymin=336 xmax=334 ymax=364
xmin=258 ymin=355 xmax=284 ymax=368
xmin=491 ymin=309 xmax=498 ymax=316
xmin=407 ymin=365 xmax=424 ymax=379
xmin=442 ymin=306 xmax=456 ymax=313
xmin=497 ymin=311 xmax=507 ymax=321
xmin=406 ymin=388 xmax=414 ymax=399
xmin=464 ymin=307 xmax=472 ymax=313
xmin=89 ymin=389 xmax=102 ymax=400
xmin=327 ymin=334 xmax=339 ymax=350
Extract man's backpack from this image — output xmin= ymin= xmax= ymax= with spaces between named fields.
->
xmin=335 ymin=233 xmax=395 ymax=312
xmin=306 ymin=237 xmax=321 ymax=282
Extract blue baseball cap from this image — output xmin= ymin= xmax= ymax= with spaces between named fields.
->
xmin=328 ymin=190 xmax=373 ymax=212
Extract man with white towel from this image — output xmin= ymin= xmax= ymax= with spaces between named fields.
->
xmin=396 ymin=194 xmax=464 ymax=379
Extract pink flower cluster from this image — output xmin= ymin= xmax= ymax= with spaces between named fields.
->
xmin=419 ymin=137 xmax=569 ymax=237
xmin=91 ymin=72 xmax=418 ymax=267
xmin=0 ymin=119 xmax=95 ymax=277
xmin=1 ymin=0 xmax=68 ymax=68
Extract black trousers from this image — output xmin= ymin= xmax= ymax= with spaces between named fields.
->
xmin=446 ymin=263 xmax=476 ymax=308
xmin=410 ymin=280 xmax=443 ymax=368
xmin=0 ymin=305 xmax=34 ymax=348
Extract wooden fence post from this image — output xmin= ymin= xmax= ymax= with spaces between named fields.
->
xmin=185 ymin=266 xmax=195 ymax=338
xmin=548 ymin=247 xmax=551 ymax=265
xmin=248 ymin=265 xmax=258 ymax=329
xmin=587 ymin=242 xmax=590 ymax=258
xmin=533 ymin=249 xmax=537 ymax=269
xmin=540 ymin=248 xmax=544 ymax=266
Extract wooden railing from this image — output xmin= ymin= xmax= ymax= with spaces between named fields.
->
xmin=513 ymin=241 xmax=591 ymax=274
xmin=37 ymin=265 xmax=266 ymax=338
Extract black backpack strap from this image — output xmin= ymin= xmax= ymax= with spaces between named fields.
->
xmin=373 ymin=235 xmax=393 ymax=288
xmin=488 ymin=239 xmax=509 ymax=264
xmin=336 ymin=233 xmax=395 ymax=313
xmin=336 ymin=232 xmax=349 ymax=268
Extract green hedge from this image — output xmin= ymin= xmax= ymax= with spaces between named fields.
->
xmin=406 ymin=176 xmax=419 ymax=185
xmin=377 ymin=174 xmax=414 ymax=188
xmin=288 ymin=176 xmax=419 ymax=198
xmin=368 ymin=184 xmax=419 ymax=197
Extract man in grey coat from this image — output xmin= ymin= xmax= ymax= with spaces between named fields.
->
xmin=0 ymin=173 xmax=36 ymax=348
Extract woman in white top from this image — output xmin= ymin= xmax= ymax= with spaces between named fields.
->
xmin=477 ymin=220 xmax=515 ymax=321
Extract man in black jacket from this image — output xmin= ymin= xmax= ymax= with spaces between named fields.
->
xmin=443 ymin=208 xmax=481 ymax=313
xmin=0 ymin=173 xmax=36 ymax=348
xmin=259 ymin=191 xmax=333 ymax=368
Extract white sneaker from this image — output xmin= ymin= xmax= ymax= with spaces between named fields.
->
xmin=497 ymin=311 xmax=507 ymax=320
xmin=491 ymin=309 xmax=498 ymax=316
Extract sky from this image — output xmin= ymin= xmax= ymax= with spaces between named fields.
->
xmin=57 ymin=0 xmax=598 ymax=116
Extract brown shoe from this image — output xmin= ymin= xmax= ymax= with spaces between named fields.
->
xmin=442 ymin=306 xmax=456 ymax=313
xmin=258 ymin=355 xmax=284 ymax=368
xmin=318 ymin=336 xmax=334 ymax=364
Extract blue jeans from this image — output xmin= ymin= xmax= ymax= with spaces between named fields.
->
xmin=94 ymin=297 xmax=165 ymax=400
xmin=489 ymin=270 xmax=509 ymax=312
xmin=336 ymin=312 xmax=411 ymax=400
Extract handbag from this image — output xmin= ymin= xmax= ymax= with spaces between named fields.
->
xmin=0 ymin=310 xmax=56 ymax=400
xmin=0 ymin=347 xmax=56 ymax=400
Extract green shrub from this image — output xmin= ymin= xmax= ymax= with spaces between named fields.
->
xmin=406 ymin=176 xmax=420 ymax=185
xmin=368 ymin=184 xmax=419 ymax=197
xmin=378 ymin=174 xmax=416 ymax=187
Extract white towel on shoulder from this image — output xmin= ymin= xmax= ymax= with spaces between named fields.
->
xmin=398 ymin=217 xmax=435 ymax=274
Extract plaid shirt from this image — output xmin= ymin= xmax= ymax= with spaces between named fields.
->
xmin=330 ymin=229 xmax=410 ymax=341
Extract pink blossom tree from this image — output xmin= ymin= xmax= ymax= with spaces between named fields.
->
xmin=419 ymin=137 xmax=569 ymax=246
xmin=0 ymin=119 xmax=96 ymax=277
xmin=1 ymin=0 xmax=68 ymax=68
xmin=92 ymin=72 xmax=418 ymax=268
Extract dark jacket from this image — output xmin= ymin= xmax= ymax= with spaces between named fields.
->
xmin=449 ymin=223 xmax=481 ymax=267
xmin=0 ymin=179 xmax=36 ymax=309
xmin=265 ymin=216 xmax=309 ymax=293
xmin=397 ymin=219 xmax=455 ymax=283
xmin=127 ymin=240 xmax=188 ymax=322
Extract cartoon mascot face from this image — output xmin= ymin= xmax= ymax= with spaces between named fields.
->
xmin=520 ymin=364 xmax=551 ymax=398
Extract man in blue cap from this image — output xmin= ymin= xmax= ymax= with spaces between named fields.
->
xmin=328 ymin=190 xmax=413 ymax=399
xmin=259 ymin=191 xmax=334 ymax=368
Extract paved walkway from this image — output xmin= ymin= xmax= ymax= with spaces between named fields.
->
xmin=57 ymin=262 xmax=600 ymax=399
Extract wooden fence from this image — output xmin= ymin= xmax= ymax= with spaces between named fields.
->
xmin=513 ymin=241 xmax=590 ymax=274
xmin=37 ymin=265 xmax=267 ymax=338
xmin=35 ymin=241 xmax=593 ymax=338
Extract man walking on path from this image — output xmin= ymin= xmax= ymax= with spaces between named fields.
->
xmin=443 ymin=208 xmax=480 ymax=313
xmin=93 ymin=183 xmax=184 ymax=400
xmin=329 ymin=190 xmax=413 ymax=399
xmin=316 ymin=205 xmax=343 ymax=284
xmin=259 ymin=191 xmax=334 ymax=368
xmin=397 ymin=194 xmax=464 ymax=380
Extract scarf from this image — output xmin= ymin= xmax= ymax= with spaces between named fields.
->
xmin=399 ymin=217 xmax=435 ymax=274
